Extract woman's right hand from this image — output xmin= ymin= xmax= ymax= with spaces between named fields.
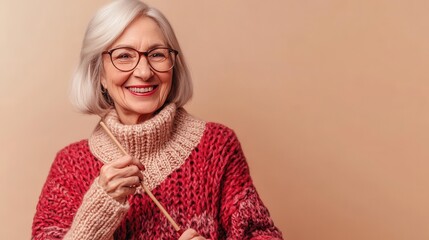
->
xmin=98 ymin=155 xmax=145 ymax=203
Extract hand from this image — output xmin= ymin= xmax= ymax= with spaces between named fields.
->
xmin=178 ymin=229 xmax=207 ymax=240
xmin=98 ymin=155 xmax=145 ymax=203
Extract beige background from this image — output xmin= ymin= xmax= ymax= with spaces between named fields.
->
xmin=1 ymin=0 xmax=428 ymax=239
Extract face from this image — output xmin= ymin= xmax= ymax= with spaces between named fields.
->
xmin=101 ymin=16 xmax=173 ymax=124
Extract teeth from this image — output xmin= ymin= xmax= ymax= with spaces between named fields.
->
xmin=128 ymin=87 xmax=154 ymax=93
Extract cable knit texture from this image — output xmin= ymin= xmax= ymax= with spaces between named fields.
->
xmin=32 ymin=104 xmax=283 ymax=239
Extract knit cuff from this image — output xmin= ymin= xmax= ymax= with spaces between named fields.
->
xmin=64 ymin=177 xmax=129 ymax=240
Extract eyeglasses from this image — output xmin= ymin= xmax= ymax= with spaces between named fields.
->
xmin=102 ymin=47 xmax=179 ymax=72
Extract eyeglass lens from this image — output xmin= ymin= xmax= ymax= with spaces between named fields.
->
xmin=110 ymin=48 xmax=176 ymax=72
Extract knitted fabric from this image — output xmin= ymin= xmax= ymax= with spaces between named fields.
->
xmin=89 ymin=103 xmax=206 ymax=192
xmin=32 ymin=104 xmax=283 ymax=239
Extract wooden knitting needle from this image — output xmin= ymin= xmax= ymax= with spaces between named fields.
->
xmin=99 ymin=121 xmax=181 ymax=232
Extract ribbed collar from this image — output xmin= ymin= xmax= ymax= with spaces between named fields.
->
xmin=88 ymin=103 xmax=206 ymax=190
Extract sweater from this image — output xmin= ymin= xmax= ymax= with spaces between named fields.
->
xmin=32 ymin=103 xmax=283 ymax=239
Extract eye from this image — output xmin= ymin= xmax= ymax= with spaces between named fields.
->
xmin=117 ymin=53 xmax=132 ymax=59
xmin=112 ymin=48 xmax=137 ymax=61
xmin=148 ymin=49 xmax=168 ymax=61
xmin=149 ymin=52 xmax=166 ymax=58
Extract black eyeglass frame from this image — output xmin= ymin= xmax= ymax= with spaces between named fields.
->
xmin=102 ymin=47 xmax=179 ymax=73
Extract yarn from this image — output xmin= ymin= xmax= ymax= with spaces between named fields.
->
xmin=32 ymin=104 xmax=283 ymax=239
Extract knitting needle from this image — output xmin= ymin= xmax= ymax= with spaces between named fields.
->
xmin=99 ymin=121 xmax=181 ymax=232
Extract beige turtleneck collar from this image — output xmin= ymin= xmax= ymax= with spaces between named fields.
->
xmin=88 ymin=103 xmax=206 ymax=191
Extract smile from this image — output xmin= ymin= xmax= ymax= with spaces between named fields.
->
xmin=126 ymin=85 xmax=158 ymax=96
xmin=128 ymin=86 xmax=154 ymax=93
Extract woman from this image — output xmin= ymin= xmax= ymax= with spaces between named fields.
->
xmin=32 ymin=0 xmax=283 ymax=239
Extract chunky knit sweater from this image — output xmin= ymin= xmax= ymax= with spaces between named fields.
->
xmin=32 ymin=104 xmax=283 ymax=239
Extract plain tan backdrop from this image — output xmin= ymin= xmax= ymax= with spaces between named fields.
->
xmin=1 ymin=0 xmax=428 ymax=239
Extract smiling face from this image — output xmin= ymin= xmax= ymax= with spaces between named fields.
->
xmin=101 ymin=16 xmax=173 ymax=124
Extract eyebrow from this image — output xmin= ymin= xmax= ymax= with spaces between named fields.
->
xmin=110 ymin=43 xmax=168 ymax=51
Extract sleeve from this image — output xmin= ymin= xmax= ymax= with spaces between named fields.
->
xmin=219 ymin=130 xmax=284 ymax=240
xmin=32 ymin=143 xmax=129 ymax=240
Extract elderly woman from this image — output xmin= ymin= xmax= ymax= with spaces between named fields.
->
xmin=32 ymin=0 xmax=283 ymax=239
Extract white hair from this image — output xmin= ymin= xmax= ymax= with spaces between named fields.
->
xmin=70 ymin=0 xmax=192 ymax=116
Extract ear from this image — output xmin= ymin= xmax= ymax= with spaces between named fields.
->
xmin=100 ymin=75 xmax=107 ymax=89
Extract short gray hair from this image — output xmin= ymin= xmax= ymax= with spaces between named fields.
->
xmin=70 ymin=0 xmax=192 ymax=116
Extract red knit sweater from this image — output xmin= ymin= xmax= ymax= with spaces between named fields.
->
xmin=32 ymin=106 xmax=283 ymax=239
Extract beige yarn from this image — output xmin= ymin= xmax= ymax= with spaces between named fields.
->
xmin=64 ymin=178 xmax=129 ymax=240
xmin=88 ymin=103 xmax=206 ymax=191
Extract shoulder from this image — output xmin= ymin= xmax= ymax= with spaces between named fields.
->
xmin=177 ymin=108 xmax=242 ymax=149
xmin=55 ymin=139 xmax=91 ymax=158
xmin=199 ymin=122 xmax=243 ymax=152
xmin=53 ymin=139 xmax=101 ymax=172
xmin=177 ymin=107 xmax=235 ymax=136
xmin=205 ymin=122 xmax=235 ymax=133
xmin=204 ymin=122 xmax=239 ymax=140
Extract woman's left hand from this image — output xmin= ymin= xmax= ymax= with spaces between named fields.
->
xmin=178 ymin=229 xmax=207 ymax=240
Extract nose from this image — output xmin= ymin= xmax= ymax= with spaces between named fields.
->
xmin=133 ymin=57 xmax=153 ymax=80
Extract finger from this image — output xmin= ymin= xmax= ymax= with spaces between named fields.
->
xmin=104 ymin=178 xmax=140 ymax=204
xmin=128 ymin=175 xmax=142 ymax=188
xmin=108 ymin=185 xmax=136 ymax=203
xmin=99 ymin=165 xmax=144 ymax=193
xmin=178 ymin=229 xmax=199 ymax=240
xmin=110 ymin=155 xmax=144 ymax=173
xmin=136 ymin=170 xmax=144 ymax=183
xmin=131 ymin=157 xmax=145 ymax=171
xmin=113 ymin=155 xmax=144 ymax=171
xmin=118 ymin=175 xmax=142 ymax=189
xmin=119 ymin=165 xmax=142 ymax=178
xmin=100 ymin=156 xmax=133 ymax=180
xmin=109 ymin=162 xmax=143 ymax=180
xmin=109 ymin=155 xmax=135 ymax=168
